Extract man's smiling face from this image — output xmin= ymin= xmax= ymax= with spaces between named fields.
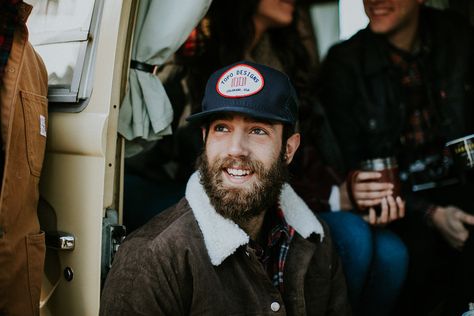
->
xmin=363 ymin=0 xmax=423 ymax=36
xmin=198 ymin=113 xmax=299 ymax=223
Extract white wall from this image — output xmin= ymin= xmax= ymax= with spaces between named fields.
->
xmin=310 ymin=0 xmax=370 ymax=60
xmin=310 ymin=2 xmax=340 ymax=60
xmin=339 ymin=0 xmax=368 ymax=40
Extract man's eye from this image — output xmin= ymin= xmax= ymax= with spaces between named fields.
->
xmin=250 ymin=128 xmax=268 ymax=135
xmin=214 ymin=125 xmax=229 ymax=132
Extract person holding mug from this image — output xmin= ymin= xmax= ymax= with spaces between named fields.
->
xmin=319 ymin=0 xmax=474 ymax=314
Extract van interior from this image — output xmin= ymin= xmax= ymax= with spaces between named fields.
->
xmin=25 ymin=0 xmax=474 ymax=315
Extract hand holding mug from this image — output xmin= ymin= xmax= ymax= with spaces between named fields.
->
xmin=362 ymin=195 xmax=405 ymax=226
xmin=351 ymin=171 xmax=394 ymax=208
xmin=351 ymin=171 xmax=405 ymax=225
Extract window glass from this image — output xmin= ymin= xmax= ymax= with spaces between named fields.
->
xmin=27 ymin=0 xmax=95 ymax=44
xmin=26 ymin=0 xmax=100 ymax=106
xmin=35 ymin=42 xmax=83 ymax=87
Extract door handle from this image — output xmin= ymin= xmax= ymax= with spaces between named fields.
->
xmin=45 ymin=231 xmax=75 ymax=250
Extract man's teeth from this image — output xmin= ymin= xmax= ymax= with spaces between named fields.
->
xmin=227 ymin=168 xmax=250 ymax=176
xmin=371 ymin=8 xmax=390 ymax=15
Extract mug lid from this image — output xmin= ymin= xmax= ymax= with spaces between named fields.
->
xmin=360 ymin=157 xmax=398 ymax=170
xmin=446 ymin=134 xmax=474 ymax=147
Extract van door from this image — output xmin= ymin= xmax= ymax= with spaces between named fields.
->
xmin=28 ymin=0 xmax=134 ymax=314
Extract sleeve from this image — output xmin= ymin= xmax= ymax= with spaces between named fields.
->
xmin=318 ymin=45 xmax=365 ymax=173
xmin=289 ymin=95 xmax=345 ymax=212
xmin=99 ymin=237 xmax=190 ymax=316
xmin=403 ymin=191 xmax=433 ymax=218
xmin=468 ymin=24 xmax=474 ymax=135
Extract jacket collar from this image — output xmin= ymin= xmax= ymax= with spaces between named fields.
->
xmin=18 ymin=2 xmax=32 ymax=24
xmin=185 ymin=172 xmax=324 ymax=266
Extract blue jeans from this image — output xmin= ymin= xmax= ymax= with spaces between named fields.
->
xmin=319 ymin=211 xmax=408 ymax=316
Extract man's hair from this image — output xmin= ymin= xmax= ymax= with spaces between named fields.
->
xmin=282 ymin=123 xmax=296 ymax=145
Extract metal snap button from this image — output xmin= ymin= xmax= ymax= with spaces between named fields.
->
xmin=270 ymin=301 xmax=280 ymax=312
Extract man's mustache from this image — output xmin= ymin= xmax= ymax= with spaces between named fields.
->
xmin=216 ymin=157 xmax=263 ymax=174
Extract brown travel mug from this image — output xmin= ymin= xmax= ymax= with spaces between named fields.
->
xmin=360 ymin=157 xmax=402 ymax=210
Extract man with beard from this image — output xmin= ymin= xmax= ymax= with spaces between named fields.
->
xmin=100 ymin=61 xmax=351 ymax=315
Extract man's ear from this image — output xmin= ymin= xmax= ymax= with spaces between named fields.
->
xmin=284 ymin=133 xmax=300 ymax=164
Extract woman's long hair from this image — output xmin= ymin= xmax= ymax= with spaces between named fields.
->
xmin=178 ymin=0 xmax=340 ymax=183
xmin=185 ymin=0 xmax=318 ymax=120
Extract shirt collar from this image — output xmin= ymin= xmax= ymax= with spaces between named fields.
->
xmin=185 ymin=171 xmax=324 ymax=266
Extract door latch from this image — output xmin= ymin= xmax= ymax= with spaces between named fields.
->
xmin=45 ymin=231 xmax=75 ymax=250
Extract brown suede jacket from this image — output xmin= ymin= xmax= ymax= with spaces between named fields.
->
xmin=100 ymin=172 xmax=351 ymax=316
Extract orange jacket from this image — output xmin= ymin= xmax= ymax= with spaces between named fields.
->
xmin=0 ymin=3 xmax=48 ymax=316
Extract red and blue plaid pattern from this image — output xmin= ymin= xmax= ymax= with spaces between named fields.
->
xmin=389 ymin=46 xmax=456 ymax=189
xmin=250 ymin=207 xmax=295 ymax=293
xmin=268 ymin=208 xmax=295 ymax=292
xmin=0 ymin=0 xmax=21 ymax=80
xmin=389 ymin=50 xmax=438 ymax=149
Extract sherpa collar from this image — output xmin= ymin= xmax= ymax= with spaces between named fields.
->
xmin=185 ymin=172 xmax=325 ymax=266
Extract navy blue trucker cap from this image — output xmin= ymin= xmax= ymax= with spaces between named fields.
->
xmin=186 ymin=61 xmax=298 ymax=126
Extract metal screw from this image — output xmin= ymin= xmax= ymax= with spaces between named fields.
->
xmin=64 ymin=267 xmax=74 ymax=281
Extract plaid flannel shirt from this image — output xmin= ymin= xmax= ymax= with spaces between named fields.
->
xmin=389 ymin=49 xmax=439 ymax=151
xmin=390 ymin=48 xmax=450 ymax=172
xmin=249 ymin=207 xmax=295 ymax=293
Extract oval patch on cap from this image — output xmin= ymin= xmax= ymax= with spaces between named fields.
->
xmin=216 ymin=64 xmax=264 ymax=98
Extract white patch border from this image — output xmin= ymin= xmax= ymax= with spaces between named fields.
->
xmin=216 ymin=64 xmax=265 ymax=98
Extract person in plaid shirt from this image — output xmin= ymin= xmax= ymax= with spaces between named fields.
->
xmin=319 ymin=0 xmax=474 ymax=314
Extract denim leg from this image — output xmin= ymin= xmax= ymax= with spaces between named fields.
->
xmin=318 ymin=211 xmax=373 ymax=309
xmin=360 ymin=228 xmax=409 ymax=316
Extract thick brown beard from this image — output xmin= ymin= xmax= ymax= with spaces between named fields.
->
xmin=198 ymin=150 xmax=289 ymax=225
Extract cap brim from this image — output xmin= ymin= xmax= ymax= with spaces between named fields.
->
xmin=186 ymin=106 xmax=294 ymax=126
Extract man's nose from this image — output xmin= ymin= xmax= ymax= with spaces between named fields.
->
xmin=227 ymin=131 xmax=249 ymax=157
